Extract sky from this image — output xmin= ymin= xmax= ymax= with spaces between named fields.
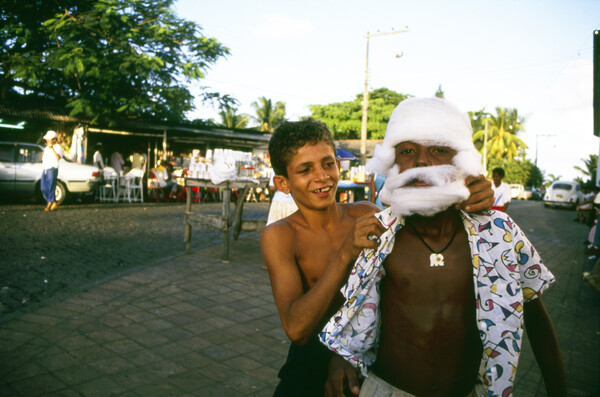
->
xmin=175 ymin=0 xmax=600 ymax=182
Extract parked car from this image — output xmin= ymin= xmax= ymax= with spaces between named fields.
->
xmin=0 ymin=141 xmax=100 ymax=203
xmin=509 ymin=184 xmax=532 ymax=200
xmin=529 ymin=188 xmax=543 ymax=201
xmin=543 ymin=180 xmax=583 ymax=209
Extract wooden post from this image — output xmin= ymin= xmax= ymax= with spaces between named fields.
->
xmin=185 ymin=185 xmax=192 ymax=254
xmin=232 ymin=185 xmax=250 ymax=240
xmin=221 ymin=187 xmax=231 ymax=262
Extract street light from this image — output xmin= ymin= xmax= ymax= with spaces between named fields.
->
xmin=360 ymin=28 xmax=408 ymax=164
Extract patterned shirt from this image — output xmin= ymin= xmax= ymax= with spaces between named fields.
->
xmin=319 ymin=207 xmax=555 ymax=397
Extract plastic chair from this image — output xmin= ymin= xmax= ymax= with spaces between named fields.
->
xmin=126 ymin=168 xmax=144 ymax=203
xmin=117 ymin=168 xmax=144 ymax=203
xmin=100 ymin=167 xmax=119 ymax=202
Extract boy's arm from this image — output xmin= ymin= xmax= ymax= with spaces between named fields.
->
xmin=261 ymin=212 xmax=384 ymax=346
xmin=457 ymin=174 xmax=494 ymax=212
xmin=523 ymin=297 xmax=567 ymax=396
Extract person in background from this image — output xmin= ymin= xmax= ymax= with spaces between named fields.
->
xmin=93 ymin=143 xmax=105 ymax=170
xmin=130 ymin=148 xmax=146 ymax=171
xmin=266 ymin=173 xmax=298 ymax=226
xmin=576 ymin=187 xmax=596 ymax=224
xmin=491 ymin=167 xmax=511 ymax=212
xmin=41 ymin=130 xmax=63 ymax=211
xmin=110 ymin=150 xmax=125 ymax=175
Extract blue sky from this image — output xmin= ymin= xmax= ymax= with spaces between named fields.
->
xmin=175 ymin=0 xmax=600 ymax=181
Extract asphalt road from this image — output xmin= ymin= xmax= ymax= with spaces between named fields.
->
xmin=0 ymin=200 xmax=270 ymax=319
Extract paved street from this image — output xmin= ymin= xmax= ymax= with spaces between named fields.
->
xmin=0 ymin=200 xmax=598 ymax=396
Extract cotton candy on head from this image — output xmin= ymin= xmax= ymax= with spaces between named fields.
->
xmin=366 ymin=97 xmax=483 ymax=177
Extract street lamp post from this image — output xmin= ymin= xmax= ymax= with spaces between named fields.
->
xmin=360 ymin=28 xmax=408 ymax=164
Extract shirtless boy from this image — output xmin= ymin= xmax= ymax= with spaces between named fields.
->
xmin=261 ymin=117 xmax=494 ymax=396
xmin=320 ymin=98 xmax=566 ymax=396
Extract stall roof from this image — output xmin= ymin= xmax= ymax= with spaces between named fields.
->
xmin=0 ymin=102 xmax=271 ymax=147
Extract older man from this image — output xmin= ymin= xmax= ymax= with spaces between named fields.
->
xmin=321 ymin=98 xmax=565 ymax=397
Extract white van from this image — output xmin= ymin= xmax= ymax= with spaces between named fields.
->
xmin=543 ymin=181 xmax=583 ymax=209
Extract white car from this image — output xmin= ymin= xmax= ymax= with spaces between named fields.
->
xmin=543 ymin=180 xmax=583 ymax=209
xmin=0 ymin=141 xmax=100 ymax=203
xmin=509 ymin=184 xmax=532 ymax=200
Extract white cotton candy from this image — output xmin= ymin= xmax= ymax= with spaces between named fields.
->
xmin=379 ymin=165 xmax=470 ymax=217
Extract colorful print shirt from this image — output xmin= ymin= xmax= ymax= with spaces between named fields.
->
xmin=319 ymin=207 xmax=555 ymax=397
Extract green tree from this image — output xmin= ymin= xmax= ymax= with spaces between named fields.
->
xmin=1 ymin=0 xmax=230 ymax=124
xmin=574 ymin=154 xmax=597 ymax=188
xmin=251 ymin=97 xmax=286 ymax=132
xmin=545 ymin=173 xmax=561 ymax=186
xmin=487 ymin=158 xmax=530 ymax=185
xmin=309 ymin=88 xmax=410 ymax=140
xmin=218 ymin=105 xmax=249 ymax=129
xmin=434 ymin=84 xmax=445 ymax=98
xmin=472 ymin=107 xmax=527 ymax=160
xmin=526 ymin=164 xmax=545 ymax=188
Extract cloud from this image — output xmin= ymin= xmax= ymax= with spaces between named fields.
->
xmin=252 ymin=14 xmax=314 ymax=39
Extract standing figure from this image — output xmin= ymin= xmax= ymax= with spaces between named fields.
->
xmin=491 ymin=167 xmax=511 ymax=212
xmin=41 ymin=130 xmax=63 ymax=211
xmin=321 ymin=97 xmax=565 ymax=397
xmin=260 ymin=117 xmax=495 ymax=397
xmin=266 ymin=174 xmax=298 ymax=226
xmin=110 ymin=151 xmax=125 ymax=175
xmin=93 ymin=143 xmax=105 ymax=170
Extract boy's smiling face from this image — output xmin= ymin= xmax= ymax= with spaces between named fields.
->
xmin=276 ymin=142 xmax=339 ymax=210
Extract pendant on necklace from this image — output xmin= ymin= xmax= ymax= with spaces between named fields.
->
xmin=430 ymin=253 xmax=445 ymax=267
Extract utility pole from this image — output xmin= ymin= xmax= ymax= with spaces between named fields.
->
xmin=482 ymin=119 xmax=488 ymax=173
xmin=360 ymin=28 xmax=408 ymax=164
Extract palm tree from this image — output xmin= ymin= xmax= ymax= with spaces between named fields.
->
xmin=251 ymin=97 xmax=286 ymax=132
xmin=472 ymin=107 xmax=527 ymax=160
xmin=545 ymin=173 xmax=561 ymax=186
xmin=218 ymin=106 xmax=249 ymax=129
xmin=574 ymin=154 xmax=598 ymax=187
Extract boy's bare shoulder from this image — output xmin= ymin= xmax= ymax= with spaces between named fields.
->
xmin=340 ymin=201 xmax=381 ymax=218
xmin=260 ymin=214 xmax=303 ymax=246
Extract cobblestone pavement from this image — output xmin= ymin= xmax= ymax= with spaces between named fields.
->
xmin=0 ymin=200 xmax=598 ymax=396
xmin=0 ymin=200 xmax=270 ymax=318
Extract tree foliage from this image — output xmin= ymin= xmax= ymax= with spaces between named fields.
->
xmin=434 ymin=84 xmax=444 ymax=98
xmin=0 ymin=0 xmax=230 ymax=124
xmin=251 ymin=97 xmax=286 ymax=132
xmin=486 ymin=158 xmax=544 ymax=187
xmin=309 ymin=88 xmax=410 ymax=140
xmin=574 ymin=154 xmax=598 ymax=188
xmin=218 ymin=105 xmax=249 ymax=129
xmin=472 ymin=107 xmax=527 ymax=160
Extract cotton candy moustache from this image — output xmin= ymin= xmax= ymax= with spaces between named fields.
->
xmin=379 ymin=165 xmax=470 ymax=217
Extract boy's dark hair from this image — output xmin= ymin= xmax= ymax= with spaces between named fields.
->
xmin=269 ymin=118 xmax=336 ymax=177
xmin=492 ymin=167 xmax=505 ymax=178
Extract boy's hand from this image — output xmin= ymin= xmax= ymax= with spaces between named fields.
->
xmin=340 ymin=211 xmax=385 ymax=262
xmin=456 ymin=174 xmax=494 ymax=212
xmin=325 ymin=354 xmax=360 ymax=397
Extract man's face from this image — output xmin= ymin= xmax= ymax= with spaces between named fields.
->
xmin=394 ymin=141 xmax=457 ymax=185
xmin=379 ymin=141 xmax=471 ymax=217
xmin=492 ymin=172 xmax=502 ymax=187
xmin=278 ymin=142 xmax=339 ymax=210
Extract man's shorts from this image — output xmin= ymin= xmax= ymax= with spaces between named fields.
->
xmin=359 ymin=371 xmax=476 ymax=397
